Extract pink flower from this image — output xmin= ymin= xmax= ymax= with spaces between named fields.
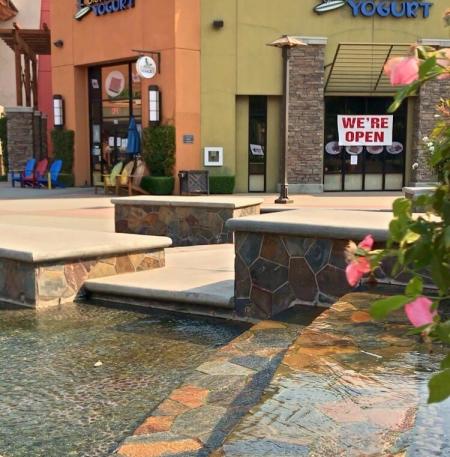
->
xmin=345 ymin=235 xmax=374 ymax=287
xmin=437 ymin=48 xmax=450 ymax=80
xmin=384 ymin=57 xmax=419 ymax=86
xmin=346 ymin=257 xmax=371 ymax=287
xmin=358 ymin=234 xmax=374 ymax=251
xmin=404 ymin=296 xmax=436 ymax=327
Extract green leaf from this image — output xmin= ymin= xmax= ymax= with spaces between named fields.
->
xmin=389 ymin=219 xmax=406 ymax=243
xmin=445 ymin=226 xmax=450 ymax=249
xmin=402 ymin=230 xmax=421 ymax=246
xmin=419 ymin=56 xmax=437 ymax=79
xmin=393 ymin=198 xmax=412 ymax=218
xmin=428 ymin=368 xmax=450 ymax=404
xmin=441 ymin=353 xmax=450 ymax=370
xmin=405 ymin=277 xmax=423 ymax=297
xmin=434 ymin=321 xmax=450 ymax=345
xmin=370 ymin=295 xmax=411 ymax=320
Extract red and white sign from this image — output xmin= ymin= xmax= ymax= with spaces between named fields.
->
xmin=338 ymin=115 xmax=393 ymax=146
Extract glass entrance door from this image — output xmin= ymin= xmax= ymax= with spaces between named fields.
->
xmin=88 ymin=62 xmax=142 ymax=184
xmin=324 ymin=96 xmax=407 ymax=191
xmin=248 ymin=96 xmax=267 ymax=192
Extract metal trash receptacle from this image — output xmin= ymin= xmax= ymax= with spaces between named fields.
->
xmin=178 ymin=170 xmax=209 ymax=195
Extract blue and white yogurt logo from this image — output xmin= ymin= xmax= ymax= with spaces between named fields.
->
xmin=74 ymin=0 xmax=135 ymax=21
xmin=314 ymin=0 xmax=433 ymax=18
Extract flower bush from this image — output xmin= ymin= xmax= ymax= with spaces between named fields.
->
xmin=345 ymin=26 xmax=449 ymax=403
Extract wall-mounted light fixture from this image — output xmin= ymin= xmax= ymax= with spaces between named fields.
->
xmin=53 ymin=95 xmax=64 ymax=128
xmin=148 ymin=85 xmax=160 ymax=126
xmin=53 ymin=39 xmax=64 ymax=48
xmin=212 ymin=19 xmax=224 ymax=29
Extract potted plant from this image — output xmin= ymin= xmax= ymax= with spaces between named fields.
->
xmin=141 ymin=124 xmax=175 ymax=195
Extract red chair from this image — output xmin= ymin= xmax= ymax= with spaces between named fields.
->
xmin=21 ymin=158 xmax=48 ymax=187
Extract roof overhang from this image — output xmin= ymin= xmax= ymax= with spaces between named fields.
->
xmin=324 ymin=42 xmax=412 ymax=94
xmin=0 ymin=25 xmax=51 ymax=56
xmin=0 ymin=0 xmax=18 ymax=22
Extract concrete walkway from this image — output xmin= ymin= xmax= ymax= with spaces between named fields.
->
xmin=0 ymin=183 xmax=401 ymax=233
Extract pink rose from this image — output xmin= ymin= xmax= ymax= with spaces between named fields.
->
xmin=404 ymin=296 xmax=436 ymax=327
xmin=384 ymin=57 xmax=419 ymax=86
xmin=346 ymin=257 xmax=371 ymax=287
xmin=358 ymin=234 xmax=374 ymax=251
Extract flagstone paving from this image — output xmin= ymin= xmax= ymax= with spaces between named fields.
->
xmin=212 ymin=293 xmax=450 ymax=457
xmin=112 ymin=320 xmax=302 ymax=457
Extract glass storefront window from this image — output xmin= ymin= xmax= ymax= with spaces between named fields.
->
xmin=324 ymin=96 xmax=407 ymax=192
xmin=88 ymin=62 xmax=142 ymax=184
xmin=248 ymin=96 xmax=267 ymax=192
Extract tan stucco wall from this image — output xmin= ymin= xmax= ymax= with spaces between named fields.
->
xmin=201 ymin=0 xmax=450 ymax=191
xmin=0 ymin=0 xmax=41 ymax=112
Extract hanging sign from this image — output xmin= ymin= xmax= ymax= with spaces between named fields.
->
xmin=338 ymin=115 xmax=393 ymax=146
xmin=74 ymin=0 xmax=135 ymax=21
xmin=136 ymin=56 xmax=157 ymax=79
xmin=313 ymin=1 xmax=433 ymax=19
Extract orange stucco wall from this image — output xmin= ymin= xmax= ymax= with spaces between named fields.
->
xmin=51 ymin=0 xmax=200 ymax=186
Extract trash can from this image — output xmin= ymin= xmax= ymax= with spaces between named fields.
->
xmin=178 ymin=170 xmax=209 ymax=195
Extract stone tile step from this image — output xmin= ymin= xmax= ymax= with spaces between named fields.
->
xmin=85 ymin=245 xmax=235 ymax=310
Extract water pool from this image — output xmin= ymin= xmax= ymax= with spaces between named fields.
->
xmin=0 ymin=303 xmax=245 ymax=457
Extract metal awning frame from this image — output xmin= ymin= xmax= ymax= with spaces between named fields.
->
xmin=324 ymin=42 xmax=413 ymax=94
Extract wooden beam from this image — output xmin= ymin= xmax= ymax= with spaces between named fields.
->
xmin=12 ymin=23 xmax=36 ymax=61
xmin=24 ymin=55 xmax=31 ymax=107
xmin=31 ymin=58 xmax=38 ymax=109
xmin=14 ymin=42 xmax=23 ymax=106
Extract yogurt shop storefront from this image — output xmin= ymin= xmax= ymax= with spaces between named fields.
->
xmin=51 ymin=0 xmax=200 ymax=186
xmin=201 ymin=0 xmax=450 ymax=193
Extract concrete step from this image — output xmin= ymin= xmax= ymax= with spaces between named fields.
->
xmin=84 ymin=244 xmax=236 ymax=314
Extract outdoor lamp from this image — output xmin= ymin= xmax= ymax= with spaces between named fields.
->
xmin=267 ymin=35 xmax=306 ymax=204
xmin=148 ymin=85 xmax=161 ymax=126
xmin=53 ymin=95 xmax=64 ymax=128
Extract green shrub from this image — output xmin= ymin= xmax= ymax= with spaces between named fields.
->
xmin=0 ymin=114 xmax=8 ymax=175
xmin=141 ymin=176 xmax=174 ymax=195
xmin=209 ymin=175 xmax=235 ymax=194
xmin=58 ymin=174 xmax=75 ymax=187
xmin=142 ymin=125 xmax=175 ymax=177
xmin=51 ymin=129 xmax=75 ymax=184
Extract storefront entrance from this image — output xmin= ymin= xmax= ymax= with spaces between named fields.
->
xmin=88 ymin=62 xmax=142 ymax=183
xmin=323 ymin=96 xmax=407 ymax=191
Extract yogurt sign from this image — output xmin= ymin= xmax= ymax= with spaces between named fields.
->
xmin=338 ymin=115 xmax=393 ymax=146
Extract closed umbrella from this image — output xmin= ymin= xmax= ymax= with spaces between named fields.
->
xmin=126 ymin=115 xmax=141 ymax=155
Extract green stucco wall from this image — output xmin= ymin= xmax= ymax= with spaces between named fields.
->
xmin=201 ymin=0 xmax=450 ymax=192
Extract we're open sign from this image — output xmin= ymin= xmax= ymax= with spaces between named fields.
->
xmin=338 ymin=115 xmax=393 ymax=146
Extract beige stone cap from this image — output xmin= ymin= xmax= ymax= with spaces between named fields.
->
xmin=226 ymin=209 xmax=394 ymax=242
xmin=112 ymin=195 xmax=264 ymax=209
xmin=0 ymin=224 xmax=172 ymax=263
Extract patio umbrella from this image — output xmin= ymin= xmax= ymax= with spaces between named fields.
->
xmin=126 ymin=115 xmax=141 ymax=155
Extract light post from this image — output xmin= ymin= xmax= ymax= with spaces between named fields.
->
xmin=267 ymin=35 xmax=306 ymax=204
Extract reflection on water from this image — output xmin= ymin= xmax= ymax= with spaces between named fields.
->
xmin=220 ymin=295 xmax=450 ymax=457
xmin=0 ymin=303 xmax=244 ymax=457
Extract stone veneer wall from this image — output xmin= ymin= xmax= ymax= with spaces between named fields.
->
xmin=287 ymin=43 xmax=326 ymax=193
xmin=5 ymin=107 xmax=35 ymax=172
xmin=234 ymin=232 xmax=434 ymax=319
xmin=115 ymin=204 xmax=261 ymax=246
xmin=0 ymin=249 xmax=165 ymax=309
xmin=411 ymin=78 xmax=450 ymax=184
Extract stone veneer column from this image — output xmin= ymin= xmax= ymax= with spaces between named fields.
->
xmin=5 ymin=107 xmax=35 ymax=173
xmin=410 ymin=78 xmax=450 ymax=185
xmin=40 ymin=114 xmax=48 ymax=159
xmin=287 ymin=37 xmax=327 ymax=194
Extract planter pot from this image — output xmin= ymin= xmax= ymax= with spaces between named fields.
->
xmin=141 ymin=176 xmax=175 ymax=195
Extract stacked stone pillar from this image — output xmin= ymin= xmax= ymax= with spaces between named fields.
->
xmin=5 ymin=107 xmax=48 ymax=174
xmin=410 ymin=78 xmax=450 ymax=185
xmin=287 ymin=37 xmax=327 ymax=194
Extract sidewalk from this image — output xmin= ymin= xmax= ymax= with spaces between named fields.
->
xmin=0 ymin=183 xmax=400 ymax=232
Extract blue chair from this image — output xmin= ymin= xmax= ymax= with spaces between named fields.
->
xmin=11 ymin=159 xmax=36 ymax=187
xmin=37 ymin=160 xmax=64 ymax=189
